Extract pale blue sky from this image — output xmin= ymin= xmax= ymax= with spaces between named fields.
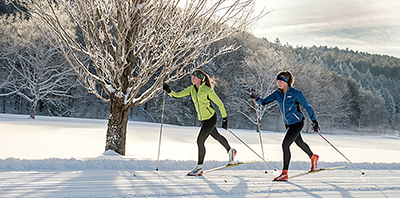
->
xmin=251 ymin=0 xmax=400 ymax=58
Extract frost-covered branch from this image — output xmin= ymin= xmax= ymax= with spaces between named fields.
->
xmin=0 ymin=13 xmax=79 ymax=119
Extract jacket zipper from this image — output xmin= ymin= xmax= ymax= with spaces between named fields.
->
xmin=282 ymin=92 xmax=289 ymax=124
xmin=196 ymin=88 xmax=202 ymax=121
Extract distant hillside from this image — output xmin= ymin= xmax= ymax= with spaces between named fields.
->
xmin=292 ymin=45 xmax=399 ymax=129
xmin=294 ymin=45 xmax=400 ymax=80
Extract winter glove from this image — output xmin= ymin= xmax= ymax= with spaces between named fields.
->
xmin=250 ymin=93 xmax=259 ymax=100
xmin=222 ymin=117 xmax=228 ymax=130
xmin=162 ymin=83 xmax=171 ymax=94
xmin=312 ymin=120 xmax=320 ymax=132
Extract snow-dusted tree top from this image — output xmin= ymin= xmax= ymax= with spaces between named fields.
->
xmin=14 ymin=0 xmax=264 ymax=108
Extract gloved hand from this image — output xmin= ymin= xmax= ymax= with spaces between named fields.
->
xmin=222 ymin=117 xmax=228 ymax=130
xmin=163 ymin=83 xmax=171 ymax=94
xmin=312 ymin=120 xmax=320 ymax=132
xmin=250 ymin=92 xmax=259 ymax=100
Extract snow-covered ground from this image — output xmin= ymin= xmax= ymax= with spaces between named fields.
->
xmin=0 ymin=113 xmax=399 ymax=197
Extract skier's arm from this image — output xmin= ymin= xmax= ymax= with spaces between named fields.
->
xmin=256 ymin=91 xmax=277 ymax=106
xmin=208 ymin=90 xmax=227 ymax=118
xmin=169 ymin=86 xmax=192 ymax=98
xmin=297 ymin=92 xmax=316 ymax=121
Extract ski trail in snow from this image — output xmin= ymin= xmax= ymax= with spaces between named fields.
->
xmin=2 ymin=170 xmax=399 ymax=197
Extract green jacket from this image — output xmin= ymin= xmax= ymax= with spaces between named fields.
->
xmin=169 ymin=84 xmax=227 ymax=121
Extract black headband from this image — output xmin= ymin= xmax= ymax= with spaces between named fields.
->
xmin=277 ymin=74 xmax=289 ymax=83
xmin=192 ymin=71 xmax=205 ymax=81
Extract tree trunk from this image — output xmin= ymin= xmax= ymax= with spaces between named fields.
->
xmin=2 ymin=98 xmax=4 ymax=113
xmin=30 ymin=98 xmax=38 ymax=119
xmin=105 ymin=96 xmax=130 ymax=155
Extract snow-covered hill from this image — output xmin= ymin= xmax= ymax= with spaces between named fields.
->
xmin=0 ymin=114 xmax=399 ymax=197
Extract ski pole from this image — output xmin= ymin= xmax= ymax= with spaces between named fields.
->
xmin=226 ymin=129 xmax=277 ymax=172
xmin=317 ymin=131 xmax=365 ymax=175
xmin=156 ymin=91 xmax=166 ymax=171
xmin=253 ymin=100 xmax=267 ymax=173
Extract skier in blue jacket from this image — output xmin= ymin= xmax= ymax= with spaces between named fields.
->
xmin=251 ymin=70 xmax=320 ymax=181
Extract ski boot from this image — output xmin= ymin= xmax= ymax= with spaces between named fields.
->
xmin=187 ymin=165 xmax=203 ymax=176
xmin=273 ymin=169 xmax=288 ymax=181
xmin=310 ymin=154 xmax=319 ymax=171
xmin=228 ymin=148 xmax=237 ymax=165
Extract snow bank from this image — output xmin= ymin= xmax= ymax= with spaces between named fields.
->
xmin=0 ymin=158 xmax=399 ymax=172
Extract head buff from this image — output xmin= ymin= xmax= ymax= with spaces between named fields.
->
xmin=192 ymin=71 xmax=205 ymax=81
xmin=277 ymin=74 xmax=289 ymax=83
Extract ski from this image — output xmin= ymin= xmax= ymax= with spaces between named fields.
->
xmin=203 ymin=161 xmax=262 ymax=174
xmin=288 ymin=165 xmax=347 ymax=179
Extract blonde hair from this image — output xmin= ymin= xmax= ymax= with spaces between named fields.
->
xmin=193 ymin=69 xmax=215 ymax=89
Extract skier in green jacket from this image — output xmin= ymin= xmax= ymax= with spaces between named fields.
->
xmin=163 ymin=69 xmax=236 ymax=176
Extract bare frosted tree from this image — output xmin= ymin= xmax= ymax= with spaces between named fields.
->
xmin=0 ymin=13 xmax=77 ymax=119
xmin=234 ymin=38 xmax=288 ymax=130
xmin=12 ymin=0 xmax=264 ymax=155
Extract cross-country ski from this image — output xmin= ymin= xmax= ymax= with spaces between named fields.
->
xmin=204 ymin=161 xmax=263 ymax=174
xmin=288 ymin=165 xmax=348 ymax=179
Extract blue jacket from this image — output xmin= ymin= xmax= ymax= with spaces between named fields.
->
xmin=256 ymin=87 xmax=316 ymax=125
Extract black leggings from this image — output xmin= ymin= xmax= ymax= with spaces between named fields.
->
xmin=282 ymin=120 xmax=313 ymax=170
xmin=197 ymin=114 xmax=231 ymax=165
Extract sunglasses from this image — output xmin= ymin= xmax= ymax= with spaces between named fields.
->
xmin=192 ymin=71 xmax=205 ymax=80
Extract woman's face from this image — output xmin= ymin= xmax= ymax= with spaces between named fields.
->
xmin=277 ymin=80 xmax=288 ymax=90
xmin=191 ymin=75 xmax=202 ymax=85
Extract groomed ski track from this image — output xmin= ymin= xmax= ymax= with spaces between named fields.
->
xmin=1 ymin=169 xmax=399 ymax=197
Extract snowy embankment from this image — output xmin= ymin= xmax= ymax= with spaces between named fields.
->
xmin=0 ymin=114 xmax=399 ymax=197
xmin=1 ymin=157 xmax=399 ymax=172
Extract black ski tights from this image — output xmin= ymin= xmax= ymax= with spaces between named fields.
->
xmin=197 ymin=114 xmax=231 ymax=165
xmin=282 ymin=120 xmax=313 ymax=170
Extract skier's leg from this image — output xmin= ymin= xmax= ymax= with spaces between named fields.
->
xmin=294 ymin=133 xmax=313 ymax=158
xmin=196 ymin=115 xmax=217 ymax=165
xmin=275 ymin=124 xmax=299 ymax=181
xmin=292 ymin=121 xmax=319 ymax=170
xmin=210 ymin=127 xmax=231 ymax=151
xmin=292 ymin=120 xmax=313 ymax=157
xmin=282 ymin=121 xmax=303 ymax=170
xmin=210 ymin=126 xmax=237 ymax=164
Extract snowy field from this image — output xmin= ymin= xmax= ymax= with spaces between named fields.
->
xmin=0 ymin=113 xmax=399 ymax=197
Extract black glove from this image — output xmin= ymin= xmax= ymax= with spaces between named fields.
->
xmin=312 ymin=120 xmax=320 ymax=132
xmin=162 ymin=83 xmax=171 ymax=94
xmin=250 ymin=93 xmax=259 ymax=100
xmin=222 ymin=117 xmax=228 ymax=130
